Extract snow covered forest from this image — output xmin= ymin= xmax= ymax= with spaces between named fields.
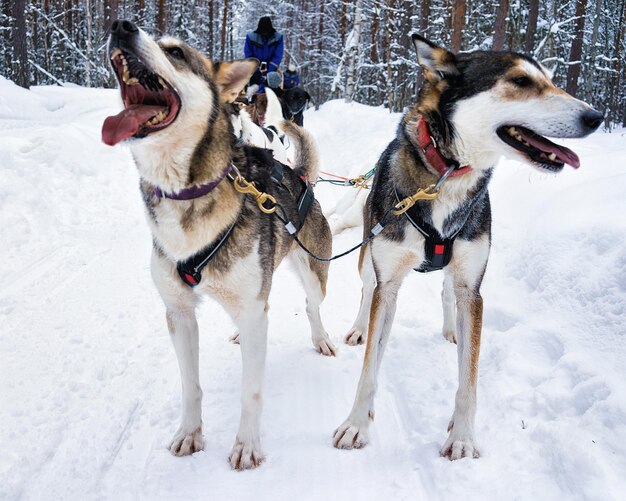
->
xmin=2 ymin=0 xmax=625 ymax=125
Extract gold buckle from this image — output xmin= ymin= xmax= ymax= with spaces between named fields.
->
xmin=393 ymin=184 xmax=440 ymax=215
xmin=350 ymin=175 xmax=370 ymax=189
xmin=232 ymin=176 xmax=277 ymax=214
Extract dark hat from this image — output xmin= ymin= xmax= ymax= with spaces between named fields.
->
xmin=256 ymin=17 xmax=275 ymax=36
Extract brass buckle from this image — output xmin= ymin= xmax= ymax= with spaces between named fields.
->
xmin=393 ymin=184 xmax=440 ymax=215
xmin=232 ymin=176 xmax=277 ymax=214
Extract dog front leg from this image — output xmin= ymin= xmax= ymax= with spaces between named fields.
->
xmin=229 ymin=301 xmax=268 ymax=470
xmin=151 ymin=253 xmax=204 ymax=456
xmin=334 ymin=279 xmax=400 ymax=449
xmin=345 ymin=245 xmax=376 ymax=346
xmin=166 ymin=308 xmax=204 ymax=456
xmin=441 ymin=238 xmax=489 ymax=460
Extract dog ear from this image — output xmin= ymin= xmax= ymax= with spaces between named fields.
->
xmin=214 ymin=58 xmax=259 ymax=103
xmin=411 ymin=34 xmax=459 ymax=81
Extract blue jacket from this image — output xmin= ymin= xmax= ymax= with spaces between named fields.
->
xmin=283 ymin=69 xmax=300 ymax=89
xmin=244 ymin=31 xmax=284 ymax=71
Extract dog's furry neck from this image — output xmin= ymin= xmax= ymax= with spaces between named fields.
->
xmin=131 ymin=105 xmax=241 ymax=194
xmin=392 ymin=105 xmax=491 ymax=233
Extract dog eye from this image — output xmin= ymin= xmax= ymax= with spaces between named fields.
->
xmin=166 ymin=47 xmax=185 ymax=60
xmin=512 ymin=76 xmax=532 ymax=87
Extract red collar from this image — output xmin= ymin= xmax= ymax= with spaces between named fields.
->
xmin=416 ymin=116 xmax=472 ymax=177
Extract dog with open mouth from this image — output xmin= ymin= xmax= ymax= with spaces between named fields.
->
xmin=333 ymin=35 xmax=603 ymax=460
xmin=102 ymin=20 xmax=337 ymax=470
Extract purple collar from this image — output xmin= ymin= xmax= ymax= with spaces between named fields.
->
xmin=154 ymin=164 xmax=234 ymax=201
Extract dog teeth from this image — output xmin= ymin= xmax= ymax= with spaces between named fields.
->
xmin=145 ymin=110 xmax=169 ymax=127
xmin=548 ymin=153 xmax=557 ymax=161
xmin=158 ymin=77 xmax=167 ymax=89
xmin=507 ymin=127 xmax=526 ymax=143
xmin=111 ymin=48 xmax=122 ymax=60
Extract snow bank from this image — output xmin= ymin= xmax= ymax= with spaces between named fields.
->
xmin=1 ymin=86 xmax=625 ymax=500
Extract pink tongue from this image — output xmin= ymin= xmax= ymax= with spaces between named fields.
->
xmin=102 ymin=104 xmax=167 ymax=146
xmin=521 ymin=131 xmax=581 ymax=169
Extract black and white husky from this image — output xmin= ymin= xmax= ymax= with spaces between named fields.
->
xmin=332 ymin=35 xmax=603 ymax=460
xmin=102 ymin=20 xmax=336 ymax=470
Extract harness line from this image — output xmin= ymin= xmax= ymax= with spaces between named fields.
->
xmin=231 ymin=164 xmax=455 ymax=263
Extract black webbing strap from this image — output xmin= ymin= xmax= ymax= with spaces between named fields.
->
xmin=271 ymin=160 xmax=314 ymax=231
xmin=176 ymin=161 xmax=316 ymax=287
xmin=176 ymin=221 xmax=237 ymax=287
xmin=394 ymin=189 xmax=461 ymax=273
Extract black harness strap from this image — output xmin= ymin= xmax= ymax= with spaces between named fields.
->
xmin=271 ymin=160 xmax=314 ymax=230
xmin=176 ymin=160 xmax=315 ymax=288
xmin=176 ymin=221 xmax=237 ymax=287
xmin=394 ymin=189 xmax=463 ymax=273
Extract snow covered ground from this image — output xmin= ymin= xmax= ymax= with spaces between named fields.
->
xmin=1 ymin=76 xmax=625 ymax=500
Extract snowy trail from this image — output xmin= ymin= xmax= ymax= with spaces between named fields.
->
xmin=1 ymin=79 xmax=626 ymax=500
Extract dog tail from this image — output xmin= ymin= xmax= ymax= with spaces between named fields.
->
xmin=264 ymin=88 xmax=319 ymax=181
xmin=264 ymin=88 xmax=284 ymax=130
xmin=280 ymin=120 xmax=320 ymax=182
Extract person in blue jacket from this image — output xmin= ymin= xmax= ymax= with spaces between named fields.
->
xmin=244 ymin=17 xmax=284 ymax=90
xmin=283 ymin=63 xmax=300 ymax=90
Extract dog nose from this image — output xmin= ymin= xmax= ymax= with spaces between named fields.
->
xmin=111 ymin=20 xmax=138 ymax=38
xmin=581 ymin=109 xmax=603 ymax=131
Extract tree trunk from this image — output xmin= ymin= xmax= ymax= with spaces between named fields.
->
xmin=220 ymin=0 xmax=228 ymax=60
xmin=208 ymin=0 xmax=214 ymax=58
xmin=584 ymin=0 xmax=603 ymax=96
xmin=156 ymin=0 xmax=167 ymax=36
xmin=340 ymin=0 xmax=348 ymax=46
xmin=451 ymin=0 xmax=465 ymax=52
xmin=492 ymin=0 xmax=509 ymax=50
xmin=385 ymin=0 xmax=393 ymax=110
xmin=524 ymin=0 xmax=539 ymax=53
xmin=371 ymin=0 xmax=379 ymax=63
xmin=566 ymin=0 xmax=587 ymax=95
xmin=104 ymin=0 xmax=119 ymax=32
xmin=317 ymin=1 xmax=325 ymax=106
xmin=345 ymin=0 xmax=363 ymax=103
xmin=419 ymin=0 xmax=431 ymax=35
xmin=611 ymin=0 xmax=625 ymax=126
xmin=12 ymin=0 xmax=29 ymax=88
xmin=85 ymin=0 xmax=93 ymax=87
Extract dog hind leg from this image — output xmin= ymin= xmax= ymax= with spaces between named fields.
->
xmin=333 ymin=276 xmax=402 ymax=449
xmin=290 ymin=247 xmax=337 ymax=356
xmin=442 ymin=269 xmax=457 ymax=343
xmin=151 ymin=252 xmax=204 ymax=456
xmin=345 ymin=245 xmax=375 ymax=346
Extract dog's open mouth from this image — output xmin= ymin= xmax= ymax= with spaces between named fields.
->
xmin=102 ymin=48 xmax=181 ymax=146
xmin=496 ymin=125 xmax=580 ymax=172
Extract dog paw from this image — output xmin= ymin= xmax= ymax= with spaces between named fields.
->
xmin=229 ymin=438 xmax=264 ymax=470
xmin=440 ymin=432 xmax=480 ymax=460
xmin=314 ymin=335 xmax=337 ymax=356
xmin=332 ymin=419 xmax=370 ymax=450
xmin=229 ymin=330 xmax=240 ymax=344
xmin=344 ymin=327 xmax=365 ymax=346
xmin=169 ymin=426 xmax=204 ymax=456
xmin=443 ymin=329 xmax=457 ymax=344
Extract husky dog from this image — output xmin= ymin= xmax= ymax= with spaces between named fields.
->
xmin=229 ymin=88 xmax=295 ymax=167
xmin=333 ymin=35 xmax=602 ymax=459
xmin=273 ymin=86 xmax=311 ymax=126
xmin=102 ymin=20 xmax=336 ymax=469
